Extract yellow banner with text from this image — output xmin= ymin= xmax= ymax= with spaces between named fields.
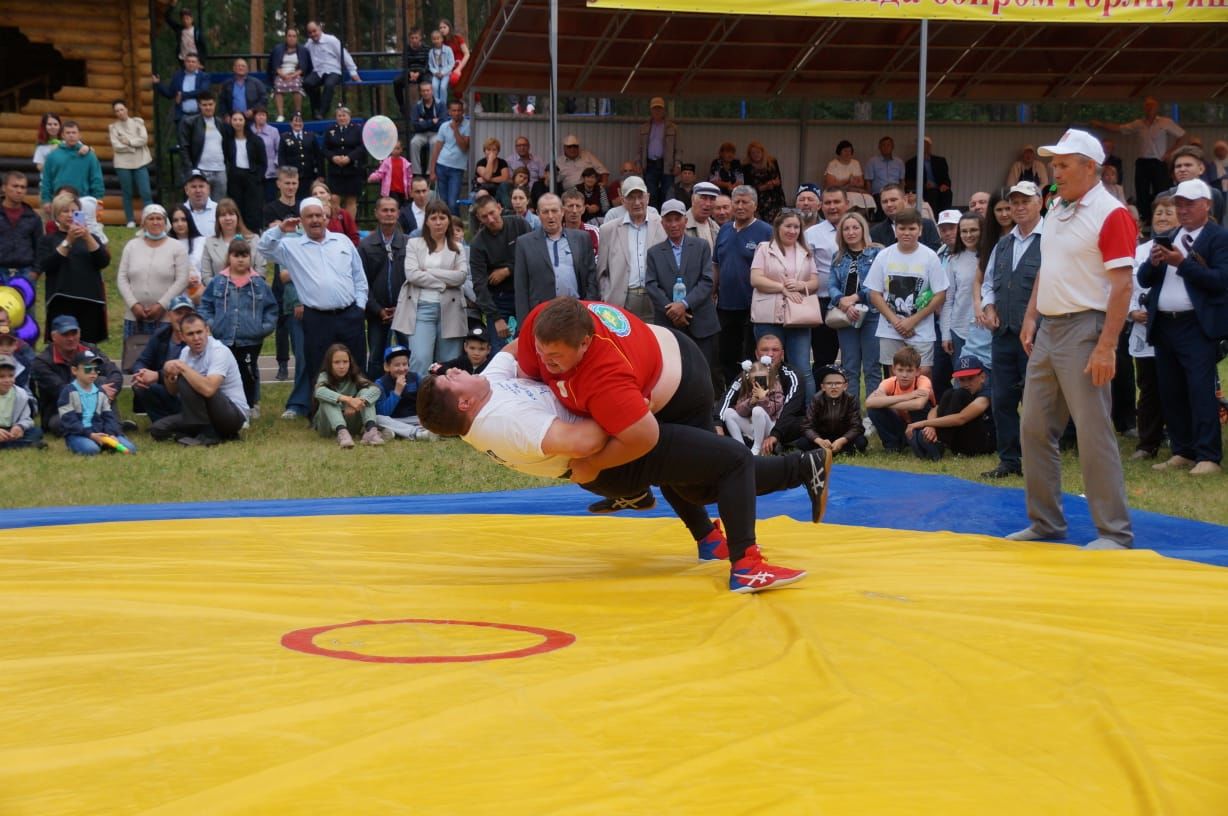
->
xmin=588 ymin=0 xmax=1228 ymax=24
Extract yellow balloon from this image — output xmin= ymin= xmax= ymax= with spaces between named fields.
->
xmin=0 ymin=286 xmax=26 ymax=328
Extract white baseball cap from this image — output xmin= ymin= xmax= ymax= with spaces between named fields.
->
xmin=1038 ymin=129 xmax=1105 ymax=164
xmin=1173 ymin=178 xmax=1213 ymax=201
xmin=937 ymin=209 xmax=962 ymax=226
xmin=621 ymin=175 xmax=648 ymax=196
xmin=1008 ymin=180 xmax=1042 ymax=199
xmin=692 ymin=181 xmax=720 ymax=198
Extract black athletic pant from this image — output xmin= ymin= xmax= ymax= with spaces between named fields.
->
xmin=583 ymin=329 xmax=775 ymax=562
xmin=149 ymin=379 xmax=246 ymax=440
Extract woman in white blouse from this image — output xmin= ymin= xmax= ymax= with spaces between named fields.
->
xmin=392 ymin=199 xmax=469 ymax=378
xmin=824 ymin=140 xmax=875 ymax=214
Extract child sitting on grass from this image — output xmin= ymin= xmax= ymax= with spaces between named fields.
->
xmin=797 ymin=365 xmax=866 ymax=456
xmin=721 ymin=355 xmax=784 ymax=455
xmin=864 ymin=345 xmax=935 ymax=453
xmin=0 ymin=353 xmax=44 ymax=449
xmin=56 ymin=350 xmax=137 ymax=456
xmin=374 ymin=345 xmax=436 ymax=441
xmin=313 ymin=343 xmax=385 ymax=448
xmin=904 ymin=355 xmax=995 ymax=461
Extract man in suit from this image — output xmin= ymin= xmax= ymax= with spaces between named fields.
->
xmin=153 ymin=52 xmax=211 ymax=124
xmin=397 ymin=176 xmax=432 ymax=235
xmin=217 ymin=58 xmax=268 ymax=119
xmin=597 ymin=176 xmax=666 ymax=324
xmin=513 ymin=193 xmax=596 ymax=324
xmin=359 ymin=197 xmax=408 ymax=379
xmin=905 ymin=137 xmax=953 ymax=215
xmin=870 ymin=183 xmax=942 ymax=251
xmin=646 ymin=199 xmax=720 ymax=391
xmin=277 ymin=113 xmax=321 ymax=198
xmin=1137 ymin=178 xmax=1228 ymax=476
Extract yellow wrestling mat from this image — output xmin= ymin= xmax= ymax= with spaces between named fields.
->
xmin=3 ymin=514 xmax=1228 ymax=815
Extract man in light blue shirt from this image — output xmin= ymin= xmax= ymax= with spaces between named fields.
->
xmin=303 ymin=21 xmax=361 ymax=117
xmin=864 ymin=136 xmax=905 ymax=214
xmin=430 ymin=100 xmax=471 ymax=215
xmin=258 ymin=196 xmax=367 ymax=391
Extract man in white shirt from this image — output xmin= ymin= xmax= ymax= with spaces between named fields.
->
xmin=1010 ymin=128 xmax=1137 ymax=550
xmin=978 ymin=181 xmax=1044 ymax=479
xmin=303 ymin=21 xmax=361 ymax=117
xmin=397 ymin=175 xmax=432 ymax=235
xmin=804 ymin=188 xmax=843 ymax=377
xmin=1092 ymin=97 xmax=1187 ymax=228
xmin=597 ymin=176 xmax=665 ymax=324
xmin=150 ymin=313 xmax=249 ymax=446
xmin=866 ymin=207 xmax=948 ymax=377
xmin=182 ymin=170 xmax=217 ymax=237
xmin=1137 ymin=179 xmax=1228 ymax=477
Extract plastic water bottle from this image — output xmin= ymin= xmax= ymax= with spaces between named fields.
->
xmin=672 ymin=276 xmax=687 ymax=304
xmin=507 ymin=315 xmax=518 ymax=338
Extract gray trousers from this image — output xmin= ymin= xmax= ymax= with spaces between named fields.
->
xmin=1020 ymin=310 xmax=1133 ymax=546
xmin=624 ymin=288 xmax=655 ymax=326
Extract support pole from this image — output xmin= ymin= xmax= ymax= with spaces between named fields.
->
xmin=549 ymin=0 xmax=559 ymax=193
xmin=914 ymin=18 xmax=928 ymax=207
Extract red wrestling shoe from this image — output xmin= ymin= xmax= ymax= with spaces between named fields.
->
xmin=729 ymin=546 xmax=807 ymax=594
xmin=697 ymin=519 xmax=728 ymax=562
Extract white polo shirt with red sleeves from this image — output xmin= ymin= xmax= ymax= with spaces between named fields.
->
xmin=1036 ymin=181 xmax=1137 ymax=317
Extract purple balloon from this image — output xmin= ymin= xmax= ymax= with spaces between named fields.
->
xmin=15 ymin=317 xmax=39 ymax=344
xmin=8 ymin=276 xmax=35 ymax=306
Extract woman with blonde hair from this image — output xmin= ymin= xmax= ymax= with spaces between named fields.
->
xmin=828 ymin=211 xmax=884 ymax=398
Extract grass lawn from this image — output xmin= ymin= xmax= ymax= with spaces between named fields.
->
xmin=4 ymin=227 xmax=1227 ymax=526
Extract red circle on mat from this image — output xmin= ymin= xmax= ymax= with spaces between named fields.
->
xmin=280 ymin=618 xmax=576 ymax=664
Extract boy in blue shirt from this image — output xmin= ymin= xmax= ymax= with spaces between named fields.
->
xmin=56 ymin=350 xmax=137 ymax=455
xmin=375 ymin=345 xmax=436 ymax=441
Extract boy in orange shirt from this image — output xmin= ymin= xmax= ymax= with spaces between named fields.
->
xmin=864 ymin=346 xmax=935 ymax=452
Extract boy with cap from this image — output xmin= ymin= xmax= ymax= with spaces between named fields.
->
xmin=32 ymin=315 xmax=125 ymax=435
xmin=441 ymin=325 xmax=493 ymax=374
xmin=374 ymin=344 xmax=436 ymax=441
xmin=797 ymin=364 xmax=866 ymax=456
xmin=905 ymin=355 xmax=995 ymax=461
xmin=56 ymin=350 xmax=136 ymax=455
xmin=0 ymin=353 xmax=44 ymax=449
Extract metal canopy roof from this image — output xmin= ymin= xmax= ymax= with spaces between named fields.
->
xmin=465 ymin=0 xmax=1228 ymax=103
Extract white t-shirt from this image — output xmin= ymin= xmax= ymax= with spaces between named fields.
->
xmin=1154 ymin=225 xmax=1202 ymax=312
xmin=179 ymin=336 xmax=250 ymax=417
xmin=462 ymin=353 xmax=580 ymax=478
xmin=279 ymin=51 xmax=299 ymax=77
xmin=865 ymin=242 xmax=948 ymax=343
xmin=803 ymin=219 xmax=837 ymax=294
xmin=199 ymin=120 xmax=225 ymax=171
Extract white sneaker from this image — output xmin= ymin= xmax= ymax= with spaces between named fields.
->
xmin=380 ymin=427 xmax=396 ymax=441
xmin=1083 ymin=538 xmax=1129 ymax=550
xmin=416 ymin=428 xmax=440 ymax=442
xmin=249 ymin=404 xmax=261 ymax=420
xmin=1004 ymin=527 xmax=1055 ymax=542
xmin=126 ymin=221 xmax=136 ymax=228
xmin=862 ymin=416 xmax=876 ymax=438
xmin=276 ymin=115 xmax=285 ymax=123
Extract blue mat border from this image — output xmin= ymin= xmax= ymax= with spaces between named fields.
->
xmin=4 ymin=465 xmax=1226 ymax=567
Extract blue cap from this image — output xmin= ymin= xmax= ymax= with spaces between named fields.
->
xmin=51 ymin=315 xmax=80 ymax=334
xmin=168 ymin=294 xmax=195 ymax=312
xmin=796 ymin=182 xmax=821 ymax=197
xmin=952 ymin=355 xmax=985 ymax=377
xmin=383 ymin=344 xmax=410 ymax=361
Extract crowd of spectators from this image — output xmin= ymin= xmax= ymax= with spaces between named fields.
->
xmin=6 ymin=45 xmax=1227 ymax=498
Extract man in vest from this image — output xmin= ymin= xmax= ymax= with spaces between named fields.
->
xmin=978 ymin=180 xmax=1043 ymax=479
